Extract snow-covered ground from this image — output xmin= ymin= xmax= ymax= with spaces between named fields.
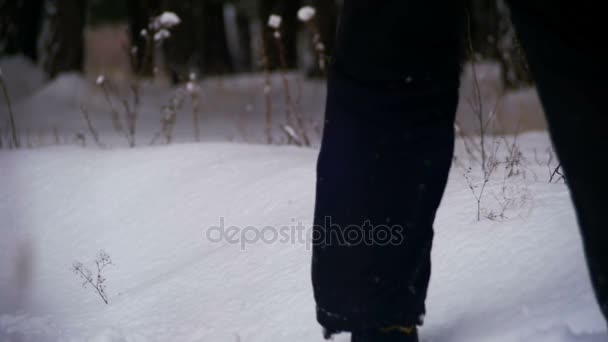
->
xmin=0 ymin=57 xmax=606 ymax=341
xmin=0 ymin=136 xmax=606 ymax=342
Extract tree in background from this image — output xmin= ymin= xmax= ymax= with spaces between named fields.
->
xmin=1 ymin=0 xmax=530 ymax=87
xmin=42 ymin=0 xmax=88 ymax=78
xmin=88 ymin=0 xmax=127 ymax=26
xmin=0 ymin=0 xmax=44 ymax=62
xmin=199 ymin=0 xmax=234 ymax=76
xmin=467 ymin=0 xmax=532 ymax=88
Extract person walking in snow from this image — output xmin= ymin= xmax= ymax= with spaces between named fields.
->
xmin=312 ymin=1 xmax=608 ymax=341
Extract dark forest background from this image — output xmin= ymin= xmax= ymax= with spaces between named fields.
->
xmin=1 ymin=0 xmax=530 ymax=88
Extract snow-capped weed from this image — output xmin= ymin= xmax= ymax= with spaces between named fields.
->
xmin=297 ymin=6 xmax=316 ymax=22
xmin=299 ymin=7 xmax=328 ymax=74
xmin=265 ymin=15 xmax=311 ymax=147
xmin=267 ymin=14 xmax=282 ymax=29
xmin=155 ymin=11 xmax=181 ymax=29
xmin=79 ymin=104 xmax=104 ymax=148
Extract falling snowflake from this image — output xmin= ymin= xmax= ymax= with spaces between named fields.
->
xmin=96 ymin=75 xmax=105 ymax=85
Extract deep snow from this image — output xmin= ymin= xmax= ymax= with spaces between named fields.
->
xmin=0 ymin=137 xmax=606 ymax=342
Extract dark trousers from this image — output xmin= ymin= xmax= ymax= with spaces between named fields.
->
xmin=312 ymin=0 xmax=608 ymax=334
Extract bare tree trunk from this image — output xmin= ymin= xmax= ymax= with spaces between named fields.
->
xmin=42 ymin=0 xmax=87 ymax=78
xmin=466 ymin=0 xmax=532 ymax=89
xmin=201 ymin=0 xmax=234 ymax=75
xmin=235 ymin=9 xmax=253 ymax=72
xmin=0 ymin=0 xmax=44 ymax=62
xmin=467 ymin=0 xmax=500 ymax=59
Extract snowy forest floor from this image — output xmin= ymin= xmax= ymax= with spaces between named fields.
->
xmin=0 ymin=56 xmax=606 ymax=341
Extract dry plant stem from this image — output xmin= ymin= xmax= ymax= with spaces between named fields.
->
xmin=127 ymin=84 xmax=140 ymax=147
xmin=305 ymin=21 xmax=327 ymax=74
xmin=550 ymin=163 xmax=563 ymax=183
xmin=53 ymin=126 xmax=60 ymax=145
xmin=466 ymin=10 xmax=497 ymax=174
xmin=500 ymin=117 xmax=529 ymax=179
xmin=264 ymin=71 xmax=273 ymax=144
xmin=26 ymin=129 xmax=32 ymax=148
xmin=465 ymin=139 xmax=501 ymax=221
xmin=101 ymin=83 xmax=124 ymax=132
xmin=36 ymin=128 xmax=44 ymax=147
xmin=273 ymin=33 xmax=296 ymax=134
xmin=261 ymin=37 xmax=274 ymax=145
xmin=273 ymin=31 xmax=310 ymax=146
xmin=80 ymin=104 xmax=104 ymax=148
xmin=73 ymin=265 xmax=108 ymax=304
xmin=542 ymin=148 xmax=563 ymax=183
xmin=0 ymin=76 xmax=19 ymax=148
xmin=455 ymin=120 xmax=479 ymax=164
xmin=191 ymin=92 xmax=201 ymax=142
xmin=73 ymin=251 xmax=112 ymax=304
xmin=461 ymin=11 xmax=506 ymax=220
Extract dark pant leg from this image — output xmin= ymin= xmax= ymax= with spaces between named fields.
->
xmin=509 ymin=1 xmax=608 ymax=322
xmin=312 ymin=0 xmax=466 ymax=334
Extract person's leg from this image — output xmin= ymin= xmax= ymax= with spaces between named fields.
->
xmin=508 ymin=0 xmax=608 ymax=322
xmin=311 ymin=0 xmax=466 ymax=338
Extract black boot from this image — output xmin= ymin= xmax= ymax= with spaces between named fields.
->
xmin=351 ymin=327 xmax=419 ymax=342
